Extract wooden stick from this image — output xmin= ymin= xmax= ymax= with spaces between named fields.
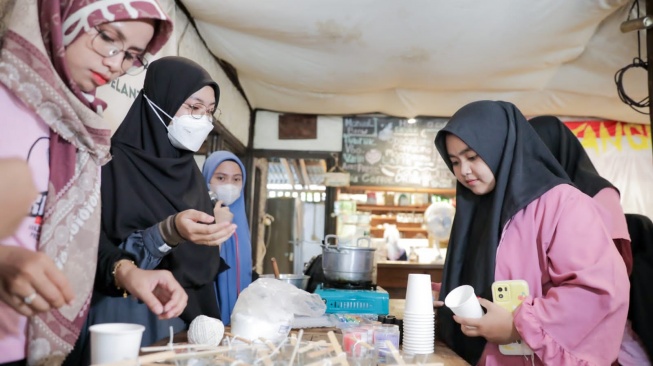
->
xmin=327 ymin=330 xmax=344 ymax=355
xmin=298 ymin=341 xmax=320 ymax=353
xmin=256 ymin=350 xmax=273 ymax=366
xmin=214 ymin=354 xmax=238 ymax=361
xmin=271 ymin=257 xmax=280 ymax=279
xmin=306 ymin=355 xmax=342 ymax=366
xmin=91 ymin=351 xmax=176 ymax=366
xmin=224 ymin=332 xmax=253 ymax=344
xmin=260 ymin=338 xmax=277 ymax=351
xmin=140 ymin=343 xmax=218 ymax=352
xmin=307 ymin=346 xmax=334 ymax=358
xmin=358 ymin=341 xmax=374 ymax=350
xmin=288 ymin=329 xmax=303 ymax=366
xmin=327 ymin=331 xmax=349 ymax=366
xmin=162 ymin=349 xmax=231 ymax=362
xmin=385 ymin=340 xmax=405 ymax=365
xmin=334 ymin=353 xmax=350 ymax=366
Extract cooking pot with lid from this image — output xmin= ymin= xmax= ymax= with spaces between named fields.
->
xmin=321 ymin=234 xmax=376 ymax=284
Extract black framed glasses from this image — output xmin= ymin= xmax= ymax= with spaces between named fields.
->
xmin=183 ymin=103 xmax=222 ymax=120
xmin=91 ymin=26 xmax=149 ymax=76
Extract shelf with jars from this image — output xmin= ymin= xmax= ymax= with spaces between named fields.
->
xmin=335 ymin=187 xmax=455 ymax=239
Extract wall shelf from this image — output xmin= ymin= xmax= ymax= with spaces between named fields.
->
xmin=340 ymin=186 xmax=455 ymax=195
xmin=336 ymin=186 xmax=456 ymax=239
xmin=357 ymin=204 xmax=429 ymax=212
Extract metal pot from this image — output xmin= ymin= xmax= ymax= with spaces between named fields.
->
xmin=321 ymin=235 xmax=376 ymax=284
xmin=260 ymin=274 xmax=311 ymax=290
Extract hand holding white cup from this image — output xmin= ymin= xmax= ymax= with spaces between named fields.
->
xmin=444 ymin=285 xmax=484 ymax=318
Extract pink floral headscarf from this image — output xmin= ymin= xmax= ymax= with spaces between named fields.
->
xmin=0 ymin=1 xmax=172 ymax=365
xmin=40 ymin=0 xmax=173 ymax=112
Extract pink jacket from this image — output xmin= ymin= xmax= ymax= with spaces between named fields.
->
xmin=0 ymin=84 xmax=50 ymax=363
xmin=594 ymin=187 xmax=632 ymax=275
xmin=480 ymin=184 xmax=630 ymax=366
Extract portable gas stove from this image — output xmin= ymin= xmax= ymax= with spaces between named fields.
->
xmin=314 ymin=282 xmax=389 ymax=315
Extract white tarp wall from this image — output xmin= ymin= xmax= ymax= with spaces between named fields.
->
xmin=95 ymin=0 xmax=250 ymax=146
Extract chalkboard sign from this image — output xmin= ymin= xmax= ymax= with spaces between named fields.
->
xmin=341 ymin=117 xmax=456 ymax=189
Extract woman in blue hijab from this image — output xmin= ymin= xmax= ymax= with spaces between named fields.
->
xmin=202 ymin=151 xmax=253 ymax=324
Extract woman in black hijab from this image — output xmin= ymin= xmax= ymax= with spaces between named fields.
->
xmin=88 ymin=57 xmax=236 ymax=347
xmin=529 ymin=116 xmax=632 ymax=274
xmin=434 ymin=101 xmax=629 ymax=365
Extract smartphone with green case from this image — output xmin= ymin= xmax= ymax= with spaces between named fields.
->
xmin=491 ymin=280 xmax=533 ymax=356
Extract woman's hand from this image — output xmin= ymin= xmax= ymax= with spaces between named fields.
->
xmin=453 ymin=298 xmax=520 ymax=345
xmin=174 ymin=209 xmax=236 ymax=246
xmin=0 ymin=246 xmax=74 ymax=316
xmin=432 ymin=282 xmax=444 ymax=307
xmin=213 ymin=200 xmax=234 ymax=224
xmin=114 ymin=260 xmax=187 ymax=320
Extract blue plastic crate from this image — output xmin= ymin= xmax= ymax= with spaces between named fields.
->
xmin=314 ymin=284 xmax=389 ymax=315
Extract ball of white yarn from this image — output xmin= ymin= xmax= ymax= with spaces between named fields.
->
xmin=188 ymin=315 xmax=225 ymax=346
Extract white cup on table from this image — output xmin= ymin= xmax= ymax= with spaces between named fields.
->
xmin=89 ymin=323 xmax=145 ymax=364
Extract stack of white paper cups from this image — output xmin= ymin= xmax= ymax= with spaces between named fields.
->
xmin=402 ymin=273 xmax=435 ymax=354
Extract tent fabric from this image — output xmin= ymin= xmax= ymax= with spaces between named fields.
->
xmin=181 ymin=0 xmax=648 ymax=124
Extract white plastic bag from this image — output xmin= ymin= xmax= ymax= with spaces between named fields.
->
xmin=230 ymin=278 xmax=326 ymax=342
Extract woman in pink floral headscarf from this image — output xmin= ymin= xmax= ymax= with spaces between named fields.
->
xmin=0 ymin=1 xmax=178 ymax=365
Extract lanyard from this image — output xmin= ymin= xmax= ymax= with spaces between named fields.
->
xmin=234 ymin=231 xmax=241 ymax=295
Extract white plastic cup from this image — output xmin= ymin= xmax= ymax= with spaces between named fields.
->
xmin=89 ymin=323 xmax=145 ymax=364
xmin=404 ymin=273 xmax=434 ymax=314
xmin=444 ymin=285 xmax=483 ymax=318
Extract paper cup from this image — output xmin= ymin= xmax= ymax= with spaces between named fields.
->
xmin=404 ymin=274 xmax=434 ymax=314
xmin=444 ymin=285 xmax=483 ymax=318
xmin=90 ymin=323 xmax=145 ymax=364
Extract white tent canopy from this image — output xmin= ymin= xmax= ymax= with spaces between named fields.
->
xmin=181 ymin=0 xmax=649 ymax=123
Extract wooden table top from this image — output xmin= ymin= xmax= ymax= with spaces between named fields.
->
xmin=151 ymin=299 xmax=469 ymax=365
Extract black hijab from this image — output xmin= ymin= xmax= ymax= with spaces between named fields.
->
xmin=625 ymin=213 xmax=653 ymax=360
xmin=434 ymin=101 xmax=570 ymax=364
xmin=101 ymin=56 xmax=222 ymax=322
xmin=529 ymin=115 xmax=615 ymax=197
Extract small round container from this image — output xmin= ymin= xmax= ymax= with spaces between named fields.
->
xmin=342 ymin=327 xmax=371 ymax=357
xmin=373 ymin=324 xmax=400 ymax=363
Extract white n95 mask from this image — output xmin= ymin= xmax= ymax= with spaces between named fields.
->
xmin=145 ymin=94 xmax=214 ymax=152
xmin=211 ymin=183 xmax=242 ymax=206
xmin=166 ymin=114 xmax=213 ymax=152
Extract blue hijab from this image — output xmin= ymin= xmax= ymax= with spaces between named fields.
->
xmin=202 ymin=151 xmax=252 ymax=324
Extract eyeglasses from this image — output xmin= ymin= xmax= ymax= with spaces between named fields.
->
xmin=183 ymin=103 xmax=222 ymax=120
xmin=91 ymin=26 xmax=149 ymax=75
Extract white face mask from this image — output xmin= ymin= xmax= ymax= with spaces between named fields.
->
xmin=210 ymin=183 xmax=242 ymax=206
xmin=145 ymin=95 xmax=214 ymax=152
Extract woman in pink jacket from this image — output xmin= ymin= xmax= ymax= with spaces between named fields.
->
xmin=434 ymin=100 xmax=629 ymax=365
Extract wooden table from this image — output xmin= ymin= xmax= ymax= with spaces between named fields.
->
xmin=151 ymin=299 xmax=469 ymax=365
